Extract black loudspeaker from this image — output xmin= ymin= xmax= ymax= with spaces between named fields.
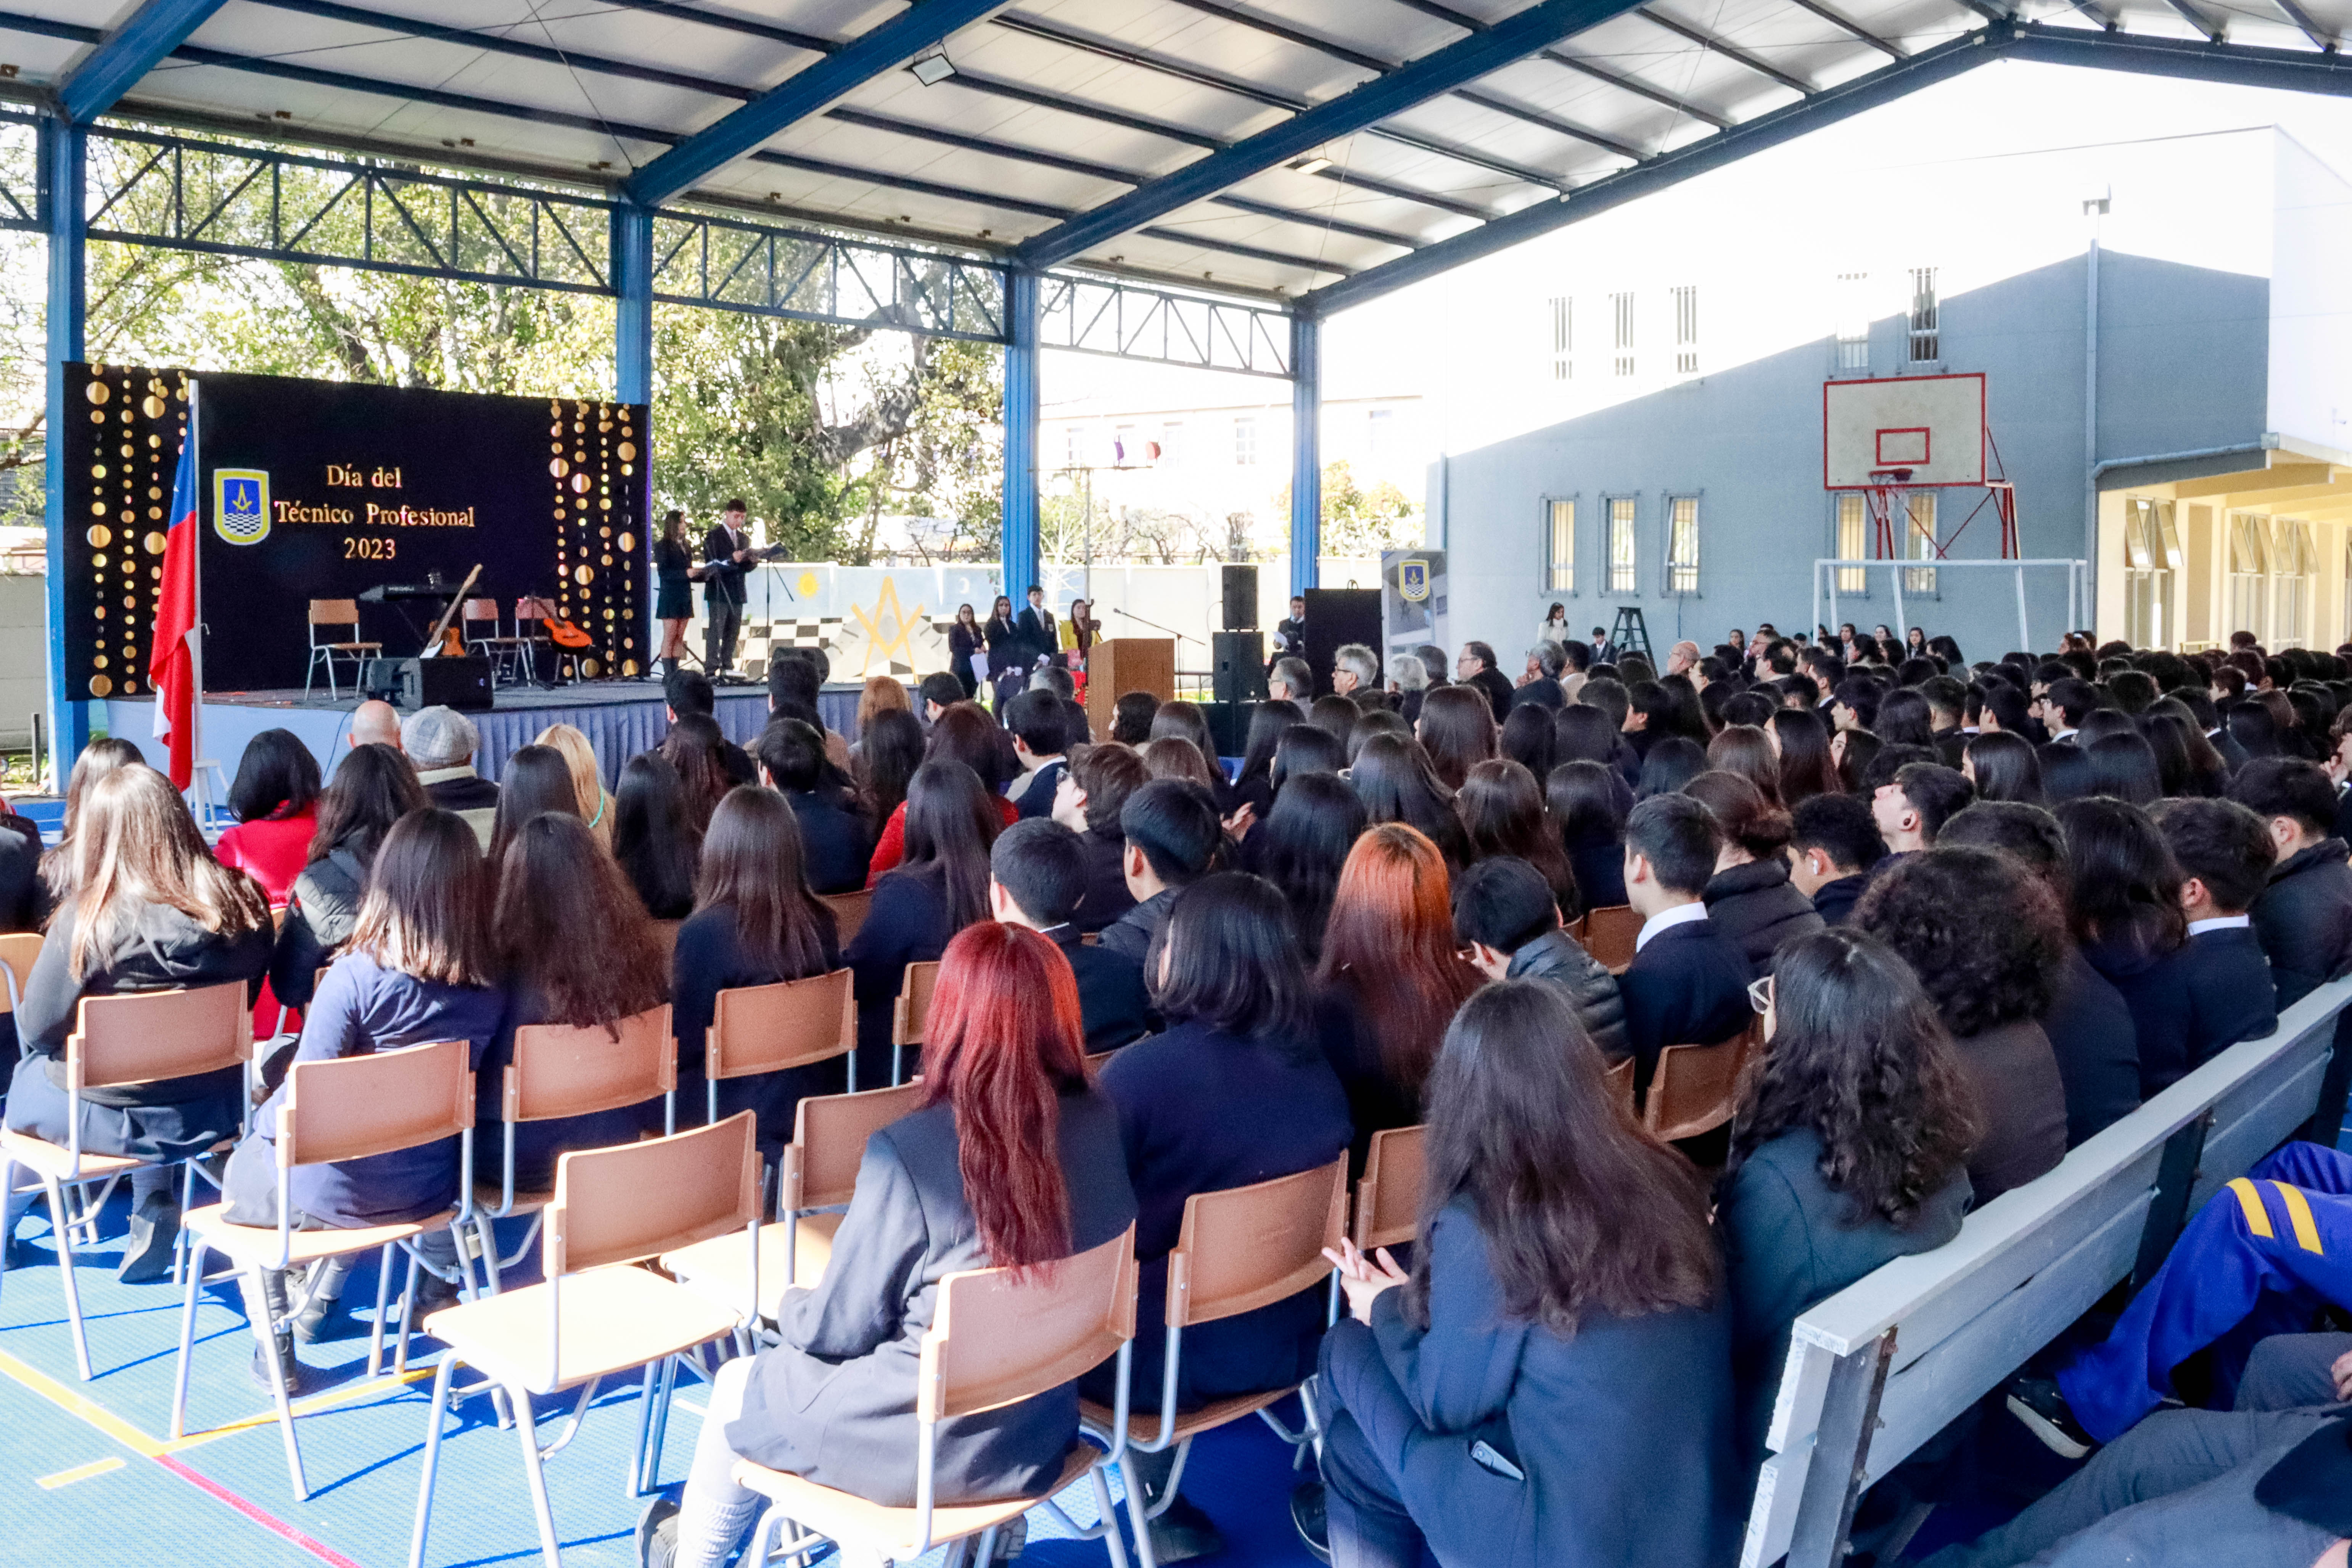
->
xmin=1302 ymin=588 xmax=1382 ymax=696
xmin=1221 ymin=563 xmax=1259 ymax=629
xmin=1199 ymin=701 xmax=1255 ymax=759
xmin=1213 ymin=630 xmax=1268 ymax=705
xmin=362 ymin=655 xmax=494 ymax=712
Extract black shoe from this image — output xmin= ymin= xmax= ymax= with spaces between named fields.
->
xmin=1289 ymin=1481 xmax=1330 ymax=1564
xmin=250 ymin=1336 xmax=315 ymax=1397
xmin=291 ymin=1293 xmax=346 ymax=1344
xmin=408 ymin=1266 xmax=461 ymax=1324
xmin=118 ymin=1193 xmax=180 ymax=1284
xmin=2006 ymin=1374 xmax=2097 ymax=1460
xmin=1145 ymin=1493 xmax=1226 ymax=1564
xmin=635 ymin=1492 xmax=680 ymax=1568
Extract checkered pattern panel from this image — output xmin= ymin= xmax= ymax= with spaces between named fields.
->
xmin=728 ymin=616 xmax=959 ymax=680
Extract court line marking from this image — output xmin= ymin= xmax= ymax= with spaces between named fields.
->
xmin=0 ymin=1343 xmax=432 ymax=1454
xmin=37 ymin=1455 xmax=125 ymax=1489
xmin=156 ymin=1453 xmax=365 ymax=1568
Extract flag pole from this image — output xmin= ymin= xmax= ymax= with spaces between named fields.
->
xmin=190 ymin=378 xmax=204 ymax=820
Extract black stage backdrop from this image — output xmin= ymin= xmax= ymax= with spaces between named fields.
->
xmin=55 ymin=365 xmax=651 ymax=698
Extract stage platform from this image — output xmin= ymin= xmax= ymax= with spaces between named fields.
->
xmin=95 ymin=679 xmax=869 ymax=786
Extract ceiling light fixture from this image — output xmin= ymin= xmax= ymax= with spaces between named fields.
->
xmin=1289 ymin=154 xmax=1333 ymax=176
xmin=908 ymin=47 xmax=955 ymax=86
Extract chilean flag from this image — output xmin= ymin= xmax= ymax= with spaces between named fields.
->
xmin=149 ymin=426 xmax=199 ymax=790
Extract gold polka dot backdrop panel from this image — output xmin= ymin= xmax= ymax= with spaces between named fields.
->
xmin=61 ymin=363 xmax=189 ymax=701
xmin=547 ymin=398 xmax=650 ymax=680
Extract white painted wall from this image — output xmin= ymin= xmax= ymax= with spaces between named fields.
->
xmin=2267 ymin=133 xmax=2352 ymax=458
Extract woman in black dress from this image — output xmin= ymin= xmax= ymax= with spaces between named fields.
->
xmin=652 ymin=510 xmax=695 ymax=676
xmin=946 ymin=602 xmax=982 ymax=699
xmin=983 ymin=594 xmax=1023 ymax=700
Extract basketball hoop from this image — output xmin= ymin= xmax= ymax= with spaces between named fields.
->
xmin=1825 ymin=373 xmax=2016 ymax=563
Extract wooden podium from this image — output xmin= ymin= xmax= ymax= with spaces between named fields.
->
xmin=1086 ymin=637 xmax=1175 ymax=737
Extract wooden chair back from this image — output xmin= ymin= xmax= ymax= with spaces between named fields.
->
xmin=816 ymin=890 xmax=872 ymax=949
xmin=516 ymin=597 xmax=555 ymax=625
xmin=0 ymin=931 xmax=41 ymax=1012
xmin=1168 ymin=1156 xmax=1346 ymax=1329
xmin=1579 ymin=904 xmax=1641 ymax=973
xmin=787 ymin=1079 xmax=927 ymax=1211
xmin=708 ymin=969 xmax=854 ymax=1082
xmin=462 ymin=597 xmax=500 ymax=625
xmin=307 ymin=598 xmax=359 ymax=629
xmin=1603 ymin=1054 xmax=1636 ymax=1121
xmin=891 ymin=960 xmax=943 ymax=1048
xmin=281 ymin=1037 xmax=473 ymax=1167
xmin=920 ymin=1223 xmax=1137 ymax=1422
xmin=1643 ymin=1023 xmax=1758 ymax=1143
xmin=502 ymin=1005 xmax=675 ymax=1123
xmin=546 ymin=1111 xmax=759 ymax=1276
xmin=67 ymin=981 xmax=251 ymax=1092
xmin=1351 ymin=1124 xmax=1425 ymax=1251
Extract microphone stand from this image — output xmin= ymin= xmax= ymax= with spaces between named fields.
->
xmin=1109 ymin=606 xmax=1205 ymax=648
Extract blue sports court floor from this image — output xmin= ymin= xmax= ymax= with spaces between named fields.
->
xmin=0 ymin=1190 xmax=1323 ymax=1568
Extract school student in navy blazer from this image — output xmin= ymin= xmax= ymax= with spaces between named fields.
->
xmin=1614 ymin=794 xmax=1755 ymax=1087
xmin=1307 ymin=981 xmax=1742 ymax=1568
xmin=2158 ymin=798 xmax=2283 ymax=1073
xmin=986 ymin=819 xmax=1153 ymax=1055
xmin=1000 ymin=690 xmax=1070 ymax=822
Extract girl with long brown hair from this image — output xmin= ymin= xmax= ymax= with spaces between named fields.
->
xmin=640 ymin=922 xmax=1136 ymax=1568
xmin=659 ymin=712 xmax=736 ymax=834
xmin=5 ymin=765 xmax=273 ymax=1282
xmin=1458 ymin=758 xmax=1578 ymax=917
xmin=484 ymin=813 xmax=670 ymax=1190
xmin=1415 ymin=683 xmax=1497 ymax=792
xmin=270 ymin=741 xmax=427 ymax=1011
xmin=865 ymin=701 xmax=1019 ymax=878
xmin=1310 ymin=979 xmax=1739 ymax=1568
xmin=1315 ymin=823 xmax=1484 ymax=1166
xmin=671 ymin=788 xmax=841 ymax=1138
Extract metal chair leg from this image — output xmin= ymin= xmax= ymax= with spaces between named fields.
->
xmin=46 ymin=1176 xmax=94 ymax=1380
xmin=171 ymin=1160 xmax=196 ymax=1287
xmin=250 ymin=1262 xmax=310 ymax=1499
xmin=394 ymin=1251 xmax=421 ymax=1377
xmin=408 ymin=1355 xmax=457 ymax=1568
xmin=512 ymin=1382 xmax=565 ymax=1568
xmin=368 ymin=1240 xmax=396 ymax=1378
xmin=1091 ymin=1465 xmax=1133 ymax=1568
xmin=1118 ymin=1451 xmax=1162 ymax=1568
xmin=169 ymin=1237 xmax=206 ymax=1439
xmin=642 ymin=1352 xmax=679 ymax=1493
xmin=630 ymin=1361 xmax=659 ymax=1496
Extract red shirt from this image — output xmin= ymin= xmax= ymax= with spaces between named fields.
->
xmin=866 ymin=794 xmax=1020 ymax=885
xmin=215 ymin=805 xmax=317 ymax=905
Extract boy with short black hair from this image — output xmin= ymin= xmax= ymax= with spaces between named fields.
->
xmin=2156 ymin=797 xmax=2281 ymax=1067
xmin=1000 ymin=689 xmax=1070 ymax=820
xmin=1873 ymin=762 xmax=1976 ymax=854
xmin=1450 ymin=856 xmax=1627 ymax=1058
xmin=1617 ymin=795 xmax=1753 ymax=1081
xmin=1789 ymin=794 xmax=1887 ymax=924
xmin=1100 ymin=778 xmax=1221 ymax=962
xmin=989 ymin=819 xmax=1152 ymax=1053
xmin=2228 ymin=757 xmax=2352 ymax=1007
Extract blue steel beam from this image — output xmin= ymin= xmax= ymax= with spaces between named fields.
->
xmin=41 ymin=114 xmax=89 ymax=774
xmin=624 ymin=0 xmax=1012 ymax=208
xmin=1014 ymin=0 xmax=1647 ymax=270
xmin=58 ymin=0 xmax=228 ymax=123
xmin=612 ymin=201 xmax=654 ymax=404
xmin=1290 ymin=314 xmax=1321 ymax=598
xmin=1000 ymin=271 xmax=1041 ymax=604
xmin=2005 ymin=22 xmax=2352 ymax=91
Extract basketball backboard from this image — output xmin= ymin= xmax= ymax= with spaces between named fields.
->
xmin=1823 ymin=373 xmax=1986 ymax=489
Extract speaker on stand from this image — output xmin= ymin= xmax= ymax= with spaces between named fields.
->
xmin=1303 ymin=588 xmax=1382 ymax=697
xmin=1221 ymin=564 xmax=1259 ymax=633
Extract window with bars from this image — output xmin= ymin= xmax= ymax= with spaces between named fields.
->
xmin=1836 ymin=272 xmax=1870 ymax=371
xmin=1837 ymin=493 xmax=1868 ymax=594
xmin=1672 ymin=286 xmax=1698 ymax=375
xmin=2228 ymin=512 xmax=2269 ymax=643
xmin=1549 ymin=296 xmax=1573 ymax=381
xmin=1234 ymin=416 xmax=1256 ymax=466
xmin=2122 ymin=497 xmax=2181 ymax=650
xmin=1607 ymin=497 xmax=1637 ymax=592
xmin=1546 ymin=498 xmax=1575 ymax=593
xmin=2275 ymin=517 xmax=2316 ymax=647
xmin=1908 ymin=267 xmax=1939 ymax=362
xmin=1611 ymin=292 xmax=1634 ymax=376
xmin=1904 ymin=493 xmax=1939 ymax=595
xmin=1665 ymin=496 xmax=1700 ymax=594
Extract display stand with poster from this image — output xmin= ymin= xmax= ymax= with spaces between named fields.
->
xmin=1381 ymin=549 xmax=1447 ymax=677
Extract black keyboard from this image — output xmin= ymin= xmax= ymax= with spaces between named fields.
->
xmin=359 ymin=583 xmax=460 ymax=603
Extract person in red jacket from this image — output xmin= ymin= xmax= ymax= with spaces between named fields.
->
xmin=212 ymin=729 xmax=323 ymax=905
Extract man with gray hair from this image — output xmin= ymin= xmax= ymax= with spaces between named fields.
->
xmin=1268 ymin=656 xmax=1313 ymax=708
xmin=1515 ymin=641 xmax=1568 ymax=711
xmin=1392 ymin=649 xmax=1431 ymax=724
xmin=401 ymin=705 xmax=499 ymax=846
xmin=1332 ymin=642 xmax=1380 ymax=696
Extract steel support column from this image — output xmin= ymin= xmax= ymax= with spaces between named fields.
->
xmin=1000 ymin=270 xmax=1041 ymax=602
xmin=42 ymin=114 xmax=88 ymax=778
xmin=1290 ymin=313 xmax=1321 ymax=598
xmin=611 ymin=200 xmax=654 ymax=405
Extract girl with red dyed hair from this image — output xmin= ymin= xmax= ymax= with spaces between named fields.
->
xmin=1317 ymin=823 xmax=1486 ymax=1168
xmin=642 ymin=922 xmax=1137 ymax=1568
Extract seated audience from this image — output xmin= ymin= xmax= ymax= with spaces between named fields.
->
xmin=214 ymin=727 xmax=323 ymax=903
xmin=1766 ymin=706 xmax=1840 ymax=805
xmin=1719 ymin=928 xmax=1976 ymax=1475
xmin=401 ymin=705 xmax=499 ymax=846
xmin=1112 ymin=690 xmax=1160 ymax=746
xmin=1459 ymin=758 xmax=1579 ymax=916
xmin=671 ymin=666 xmax=756 ymax=783
xmin=1615 ymin=794 xmax=1755 ymax=1083
xmin=989 ymin=820 xmax=1152 ymax=1054
xmin=1635 ymin=734 xmax=1708 ymax=799
xmin=612 ymin=753 xmax=703 ymax=922
xmin=1853 ymin=846 xmax=2069 ymax=1201
xmin=1100 ymin=778 xmax=1222 ymax=963
xmin=1707 ymin=724 xmax=1784 ymax=806
xmin=754 ymin=718 xmax=871 ymax=894
xmin=669 ymin=788 xmax=843 ymax=1140
xmin=1091 ymin=875 xmax=1351 ymax=1559
xmin=1962 ymin=729 xmax=2045 ymax=804
xmin=1452 ymin=854 xmax=1627 ymax=1058
xmin=534 ymin=722 xmax=611 ymax=848
xmin=1053 ymin=741 xmax=1146 ymax=934
xmin=1416 ymin=685 xmax=1497 ymax=792
xmin=1787 ymin=793 xmax=1887 ymax=925
xmin=1001 ymin=689 xmax=1070 ymax=820
xmin=486 ymin=743 xmax=583 ymax=867
xmin=1232 ymin=702 xmax=1300 ymax=821
xmin=1142 ymin=734 xmax=1224 ymax=792
xmin=2229 ymin=757 xmax=2352 ymax=1007
xmin=1309 ymin=979 xmax=1741 ymax=1568
xmin=2061 ymin=797 xmax=2198 ymax=1096
xmin=222 ymin=809 xmax=500 ymax=1366
xmin=867 ymin=703 xmax=1020 ymax=878
xmin=1316 ymin=824 xmax=1485 ymax=1166
xmin=1872 ymin=761 xmax=1975 ymax=855
xmin=1548 ymin=758 xmax=1631 ymax=909
xmin=2155 ymin=797 xmax=2281 ymax=1068
xmin=1257 ymin=772 xmax=1367 ymax=963
xmin=483 ymin=814 xmax=670 ymax=1190
xmin=844 ymin=760 xmax=1000 ymax=1086
xmin=660 ymin=712 xmax=737 ymax=834
xmin=641 ymin=923 xmax=1137 ymax=1567
xmin=1499 ymin=703 xmax=1557 ymax=782
xmin=1685 ymin=770 xmax=1824 ymax=972
xmin=853 ymin=707 xmax=922 ymax=830
xmin=270 ymin=742 xmax=427 ymax=1013
xmin=1351 ymin=732 xmax=1474 ymax=867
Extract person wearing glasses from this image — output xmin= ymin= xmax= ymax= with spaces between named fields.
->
xmin=1716 ymin=929 xmax=1978 ymax=1479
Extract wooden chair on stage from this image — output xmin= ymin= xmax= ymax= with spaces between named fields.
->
xmin=467 ymin=597 xmax=535 ymax=685
xmin=304 ymin=599 xmax=380 ymax=699
xmin=515 ymin=597 xmax=582 ymax=683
